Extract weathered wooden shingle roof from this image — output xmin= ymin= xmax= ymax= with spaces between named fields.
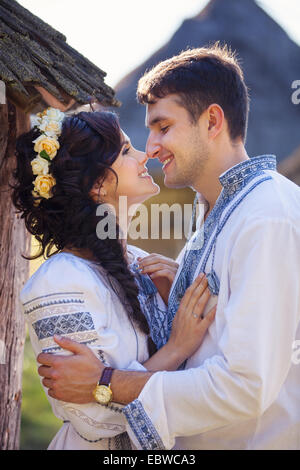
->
xmin=0 ymin=0 xmax=119 ymax=110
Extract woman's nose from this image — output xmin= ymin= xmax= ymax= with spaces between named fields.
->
xmin=137 ymin=150 xmax=148 ymax=165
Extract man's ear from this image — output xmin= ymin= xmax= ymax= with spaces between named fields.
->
xmin=207 ymin=104 xmax=224 ymax=140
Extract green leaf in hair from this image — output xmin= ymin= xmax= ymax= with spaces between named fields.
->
xmin=39 ymin=150 xmax=51 ymax=162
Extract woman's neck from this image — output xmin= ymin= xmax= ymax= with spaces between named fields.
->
xmin=61 ymin=246 xmax=97 ymax=262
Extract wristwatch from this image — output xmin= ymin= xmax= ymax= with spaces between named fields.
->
xmin=93 ymin=367 xmax=114 ymax=405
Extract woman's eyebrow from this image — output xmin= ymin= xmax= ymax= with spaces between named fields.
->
xmin=121 ymin=139 xmax=131 ymax=147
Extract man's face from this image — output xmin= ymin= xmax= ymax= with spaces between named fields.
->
xmin=145 ymin=94 xmax=209 ymax=189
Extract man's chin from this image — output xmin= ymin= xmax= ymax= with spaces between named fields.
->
xmin=163 ymin=176 xmax=187 ymax=189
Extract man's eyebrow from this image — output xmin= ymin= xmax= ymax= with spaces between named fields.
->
xmin=146 ymin=116 xmax=169 ymax=128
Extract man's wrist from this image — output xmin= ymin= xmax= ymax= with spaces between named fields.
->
xmin=110 ymin=369 xmax=153 ymax=405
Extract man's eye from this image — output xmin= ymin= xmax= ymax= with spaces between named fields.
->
xmin=160 ymin=126 xmax=169 ymax=134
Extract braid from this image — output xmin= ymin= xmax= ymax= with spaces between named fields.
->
xmin=87 ymin=223 xmax=149 ymax=335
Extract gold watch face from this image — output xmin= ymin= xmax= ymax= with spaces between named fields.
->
xmin=93 ymin=385 xmax=112 ymax=404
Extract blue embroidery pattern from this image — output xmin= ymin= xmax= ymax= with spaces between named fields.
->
xmin=218 ymin=155 xmax=276 ymax=193
xmin=199 ymin=175 xmax=272 ymax=294
xmin=131 ymin=263 xmax=169 ymax=350
xmin=22 ymin=291 xmax=84 ymax=307
xmin=32 ymin=311 xmax=95 ymax=340
xmin=123 ymin=399 xmax=165 ymax=450
xmin=167 ymin=155 xmax=277 ymax=337
xmin=24 ymin=292 xmax=99 ymax=353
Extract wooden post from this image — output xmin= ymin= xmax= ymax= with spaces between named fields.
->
xmin=0 ymin=101 xmax=31 ymax=449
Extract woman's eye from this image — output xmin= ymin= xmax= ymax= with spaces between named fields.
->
xmin=122 ymin=147 xmax=130 ymax=155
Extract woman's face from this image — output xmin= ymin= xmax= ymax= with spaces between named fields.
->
xmin=103 ymin=131 xmax=160 ymax=208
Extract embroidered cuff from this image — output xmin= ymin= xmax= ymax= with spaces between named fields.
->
xmin=123 ymin=399 xmax=165 ymax=450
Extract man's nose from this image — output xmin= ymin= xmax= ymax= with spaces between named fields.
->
xmin=146 ymin=136 xmax=161 ymax=159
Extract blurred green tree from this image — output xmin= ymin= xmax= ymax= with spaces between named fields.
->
xmin=21 ymin=331 xmax=61 ymax=450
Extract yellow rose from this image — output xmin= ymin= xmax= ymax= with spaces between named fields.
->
xmin=37 ymin=110 xmax=47 ymax=118
xmin=33 ymin=135 xmax=59 ymax=160
xmin=31 ymin=156 xmax=50 ymax=176
xmin=33 ymin=174 xmax=56 ymax=199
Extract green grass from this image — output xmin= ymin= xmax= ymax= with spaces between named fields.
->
xmin=20 ymin=331 xmax=61 ymax=450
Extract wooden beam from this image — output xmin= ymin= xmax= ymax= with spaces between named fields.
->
xmin=0 ymin=101 xmax=31 ymax=449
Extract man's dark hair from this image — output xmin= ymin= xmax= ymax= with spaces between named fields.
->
xmin=137 ymin=43 xmax=250 ymax=142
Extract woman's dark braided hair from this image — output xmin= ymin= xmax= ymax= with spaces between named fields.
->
xmin=12 ymin=111 xmax=150 ymax=337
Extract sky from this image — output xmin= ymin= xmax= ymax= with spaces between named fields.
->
xmin=18 ymin=0 xmax=300 ymax=88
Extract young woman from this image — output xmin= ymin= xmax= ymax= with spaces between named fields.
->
xmin=13 ymin=109 xmax=216 ymax=450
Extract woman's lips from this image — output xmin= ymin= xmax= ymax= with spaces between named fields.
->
xmin=139 ymin=171 xmax=151 ymax=179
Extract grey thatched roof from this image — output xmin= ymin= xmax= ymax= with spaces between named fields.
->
xmin=116 ymin=0 xmax=300 ymax=166
xmin=0 ymin=0 xmax=119 ymax=110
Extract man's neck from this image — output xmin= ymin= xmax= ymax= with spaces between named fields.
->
xmin=193 ymin=145 xmax=250 ymax=211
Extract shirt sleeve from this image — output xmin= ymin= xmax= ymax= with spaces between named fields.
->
xmin=123 ymin=217 xmax=300 ymax=449
xmin=23 ymin=256 xmax=133 ymax=442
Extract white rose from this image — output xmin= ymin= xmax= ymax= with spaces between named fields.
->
xmin=39 ymin=118 xmax=62 ymax=137
xmin=31 ymin=114 xmax=42 ymax=129
xmin=46 ymin=108 xmax=65 ymax=122
xmin=31 ymin=156 xmax=50 ymax=176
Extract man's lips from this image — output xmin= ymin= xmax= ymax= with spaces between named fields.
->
xmin=160 ymin=155 xmax=174 ymax=171
xmin=159 ymin=155 xmax=174 ymax=168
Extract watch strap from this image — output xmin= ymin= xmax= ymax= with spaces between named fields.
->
xmin=98 ymin=367 xmax=114 ymax=386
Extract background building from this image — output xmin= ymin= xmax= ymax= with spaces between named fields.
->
xmin=114 ymin=0 xmax=300 ymax=257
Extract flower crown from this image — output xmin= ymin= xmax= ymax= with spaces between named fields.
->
xmin=31 ymin=107 xmax=65 ymax=202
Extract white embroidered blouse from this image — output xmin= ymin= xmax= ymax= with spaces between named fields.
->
xmin=20 ymin=245 xmax=166 ymax=450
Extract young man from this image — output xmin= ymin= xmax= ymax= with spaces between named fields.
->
xmin=37 ymin=45 xmax=300 ymax=450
